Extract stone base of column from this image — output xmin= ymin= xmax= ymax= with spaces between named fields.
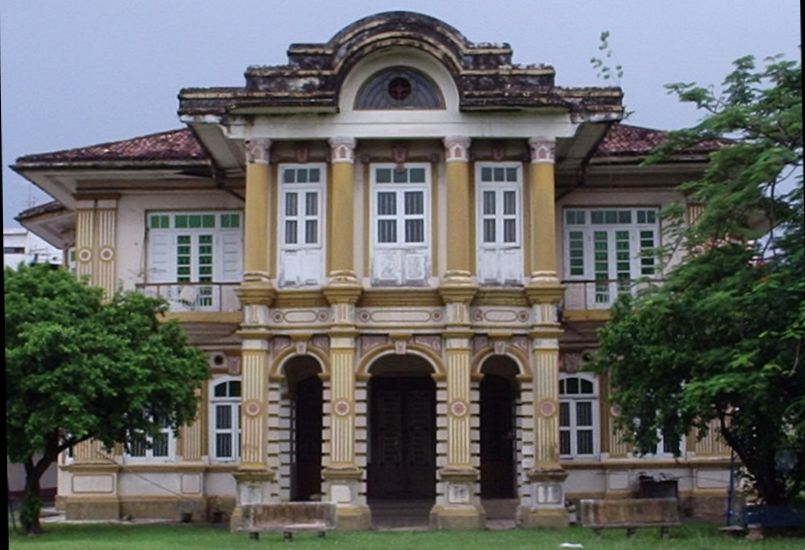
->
xmin=516 ymin=506 xmax=569 ymax=528
xmin=430 ymin=503 xmax=485 ymax=530
xmin=430 ymin=466 xmax=485 ymax=530
xmin=334 ymin=504 xmax=372 ymax=530
xmin=229 ymin=470 xmax=278 ymax=532
xmin=322 ymin=465 xmax=371 ymax=530
xmin=517 ymin=467 xmax=569 ymax=529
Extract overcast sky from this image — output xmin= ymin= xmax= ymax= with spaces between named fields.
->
xmin=2 ymin=0 xmax=801 ymax=226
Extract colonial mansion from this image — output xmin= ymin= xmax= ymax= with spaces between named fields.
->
xmin=13 ymin=12 xmax=732 ymax=529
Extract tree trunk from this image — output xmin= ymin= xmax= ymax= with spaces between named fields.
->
xmin=21 ymin=457 xmax=44 ymax=535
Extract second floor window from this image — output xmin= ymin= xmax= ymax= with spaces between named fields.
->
xmin=146 ymin=211 xmax=242 ymax=309
xmin=564 ymin=207 xmax=659 ymax=306
xmin=279 ymin=165 xmax=326 ymax=287
xmin=476 ymin=163 xmax=523 ymax=285
xmin=371 ymin=164 xmax=431 ymax=286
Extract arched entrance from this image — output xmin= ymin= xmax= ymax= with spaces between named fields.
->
xmin=480 ymin=356 xmax=518 ymax=499
xmin=284 ymin=356 xmax=323 ymax=502
xmin=367 ymin=355 xmax=436 ymax=501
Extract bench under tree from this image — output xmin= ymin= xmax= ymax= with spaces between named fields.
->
xmin=579 ymin=498 xmax=681 ymax=539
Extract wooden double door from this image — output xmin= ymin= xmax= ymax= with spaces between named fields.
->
xmin=368 ymin=376 xmax=436 ymax=499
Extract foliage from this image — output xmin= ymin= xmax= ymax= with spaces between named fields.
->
xmin=591 ymin=54 xmax=803 ymax=505
xmin=5 ymin=264 xmax=209 ymax=533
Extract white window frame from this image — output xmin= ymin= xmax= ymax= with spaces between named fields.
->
xmin=124 ymin=416 xmax=175 ymax=463
xmin=632 ymin=424 xmax=686 ymax=459
xmin=559 ymin=373 xmax=600 ymax=459
xmin=475 ymin=162 xmax=523 ymax=285
xmin=209 ymin=376 xmax=241 ymax=463
xmin=277 ymin=164 xmax=327 ymax=287
xmin=146 ymin=210 xmax=243 ymax=283
xmin=278 ymin=164 xmax=326 ymax=251
xmin=476 ymin=162 xmax=522 ymax=248
xmin=370 ymin=163 xmax=431 ymax=250
xmin=563 ymin=207 xmax=660 ymax=281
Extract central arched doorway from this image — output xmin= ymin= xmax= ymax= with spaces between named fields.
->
xmin=367 ymin=354 xmax=436 ymax=501
xmin=480 ymin=356 xmax=518 ymax=500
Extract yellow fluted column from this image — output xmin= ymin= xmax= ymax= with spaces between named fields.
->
xmin=327 ymin=138 xmax=358 ymax=284
xmin=435 ymin=136 xmax=483 ymax=527
xmin=243 ymin=139 xmax=272 ymax=283
xmin=231 ymin=139 xmax=278 ymax=530
xmin=442 ymin=136 xmax=474 ymax=285
xmin=520 ymin=137 xmax=567 ymax=528
xmin=322 ymin=282 xmax=369 ymax=529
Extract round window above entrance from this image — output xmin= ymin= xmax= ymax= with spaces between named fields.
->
xmin=355 ymin=66 xmax=445 ymax=110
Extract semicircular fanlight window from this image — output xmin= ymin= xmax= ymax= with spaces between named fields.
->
xmin=355 ymin=66 xmax=445 ymax=110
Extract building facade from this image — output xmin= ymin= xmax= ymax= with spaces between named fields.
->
xmin=13 ymin=12 xmax=732 ymax=529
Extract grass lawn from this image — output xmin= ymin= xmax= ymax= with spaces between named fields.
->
xmin=7 ymin=523 xmax=805 ymax=550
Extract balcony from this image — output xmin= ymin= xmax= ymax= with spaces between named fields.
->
xmin=136 ymin=283 xmax=241 ymax=313
xmin=562 ymin=278 xmax=662 ymax=315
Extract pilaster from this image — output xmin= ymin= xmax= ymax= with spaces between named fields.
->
xmin=442 ymin=136 xmax=474 ymax=287
xmin=432 ymin=272 xmax=484 ymax=529
xmin=527 ymin=138 xmax=559 ymax=288
xmin=322 ymin=283 xmax=370 ymax=529
xmin=327 ymin=137 xmax=359 ymax=286
xmin=243 ymin=138 xmax=273 ymax=283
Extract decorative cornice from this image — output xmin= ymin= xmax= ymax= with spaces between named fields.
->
xmin=529 ymin=138 xmax=555 ymax=164
xmin=244 ymin=138 xmax=271 ymax=165
xmin=443 ymin=136 xmax=471 ymax=163
xmin=329 ymin=137 xmax=356 ymax=164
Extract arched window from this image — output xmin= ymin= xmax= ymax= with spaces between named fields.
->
xmin=209 ymin=377 xmax=241 ymax=462
xmin=559 ymin=374 xmax=599 ymax=458
xmin=355 ymin=66 xmax=445 ymax=110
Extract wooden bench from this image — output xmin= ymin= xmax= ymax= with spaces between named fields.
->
xmin=234 ymin=503 xmax=336 ymax=541
xmin=579 ymin=498 xmax=681 ymax=539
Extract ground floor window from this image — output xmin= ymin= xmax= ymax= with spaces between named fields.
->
xmin=210 ymin=377 xmax=241 ymax=462
xmin=559 ymin=374 xmax=599 ymax=458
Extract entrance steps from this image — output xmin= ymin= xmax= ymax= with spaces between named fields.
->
xmin=370 ymin=499 xmax=432 ymax=530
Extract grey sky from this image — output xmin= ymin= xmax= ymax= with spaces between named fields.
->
xmin=2 ymin=0 xmax=800 ymax=227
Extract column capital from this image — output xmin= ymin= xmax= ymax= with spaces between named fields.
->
xmin=528 ymin=137 xmax=555 ymax=164
xmin=244 ymin=138 xmax=271 ymax=165
xmin=329 ymin=137 xmax=357 ymax=163
xmin=443 ymin=136 xmax=471 ymax=162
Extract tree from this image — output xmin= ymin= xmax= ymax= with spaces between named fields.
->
xmin=591 ymin=54 xmax=803 ymax=505
xmin=5 ymin=264 xmax=209 ymax=534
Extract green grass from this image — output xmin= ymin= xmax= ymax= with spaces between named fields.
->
xmin=7 ymin=523 xmax=804 ymax=550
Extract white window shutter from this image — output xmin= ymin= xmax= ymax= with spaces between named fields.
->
xmin=220 ymin=231 xmax=242 ymax=282
xmin=148 ymin=231 xmax=174 ymax=283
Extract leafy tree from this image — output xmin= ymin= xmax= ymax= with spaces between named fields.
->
xmin=591 ymin=54 xmax=803 ymax=505
xmin=5 ymin=264 xmax=209 ymax=534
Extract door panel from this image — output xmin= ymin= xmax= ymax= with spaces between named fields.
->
xmin=369 ymin=376 xmax=435 ymax=499
xmin=480 ymin=374 xmax=516 ymax=498
xmin=293 ymin=376 xmax=322 ymax=501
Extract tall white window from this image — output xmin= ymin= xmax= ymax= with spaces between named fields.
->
xmin=371 ymin=163 xmax=430 ymax=286
xmin=559 ymin=374 xmax=599 ymax=458
xmin=564 ymin=207 xmax=659 ymax=306
xmin=126 ymin=415 xmax=174 ymax=462
xmin=210 ymin=377 xmax=241 ymax=462
xmin=146 ymin=211 xmax=242 ymax=310
xmin=476 ymin=163 xmax=523 ymax=284
xmin=279 ymin=164 xmax=326 ymax=287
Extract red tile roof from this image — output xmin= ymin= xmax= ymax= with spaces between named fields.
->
xmin=15 ymin=129 xmax=208 ymax=165
xmin=14 ymin=124 xmax=720 ymax=168
xmin=595 ymin=123 xmax=723 ymax=157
